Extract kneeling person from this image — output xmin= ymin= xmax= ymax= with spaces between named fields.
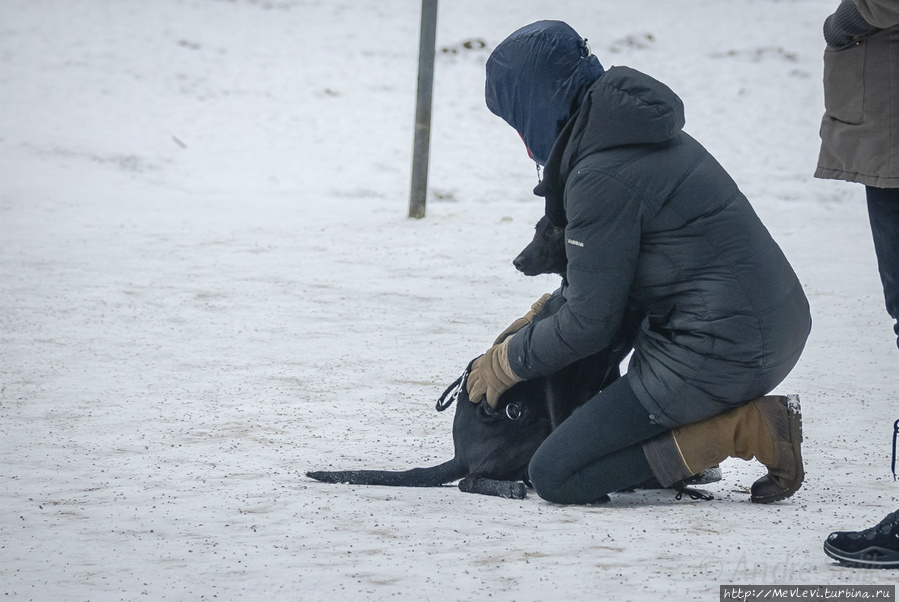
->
xmin=467 ymin=21 xmax=812 ymax=505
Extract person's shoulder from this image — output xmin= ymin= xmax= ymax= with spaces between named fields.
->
xmin=595 ymin=66 xmax=661 ymax=92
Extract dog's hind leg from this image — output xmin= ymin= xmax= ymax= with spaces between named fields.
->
xmin=458 ymin=477 xmax=528 ymax=499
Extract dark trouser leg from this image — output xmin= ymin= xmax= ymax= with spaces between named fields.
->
xmin=528 ymin=377 xmax=665 ymax=504
xmin=866 ymin=186 xmax=899 ymax=349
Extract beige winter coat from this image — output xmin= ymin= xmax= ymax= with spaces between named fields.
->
xmin=816 ymin=0 xmax=899 ymax=188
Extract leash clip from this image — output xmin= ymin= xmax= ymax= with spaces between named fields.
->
xmin=436 ymin=367 xmax=469 ymax=412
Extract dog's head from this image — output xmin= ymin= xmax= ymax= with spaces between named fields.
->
xmin=442 ymin=375 xmax=552 ymax=483
xmin=513 ymin=215 xmax=567 ymax=279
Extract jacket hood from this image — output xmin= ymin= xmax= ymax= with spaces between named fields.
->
xmin=569 ymin=67 xmax=686 ymax=155
xmin=485 ymin=21 xmax=604 ymax=165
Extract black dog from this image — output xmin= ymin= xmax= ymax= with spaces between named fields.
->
xmin=306 ymin=310 xmax=633 ymax=499
xmin=307 ymin=217 xmax=717 ymax=499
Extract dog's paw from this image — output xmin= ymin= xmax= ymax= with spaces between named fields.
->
xmin=459 ymin=476 xmax=527 ymax=499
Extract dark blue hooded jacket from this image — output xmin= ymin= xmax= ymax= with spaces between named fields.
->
xmin=485 ymin=21 xmax=604 ymax=165
xmin=486 ymin=22 xmax=811 ymax=427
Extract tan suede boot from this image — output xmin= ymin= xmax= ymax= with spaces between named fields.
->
xmin=642 ymin=395 xmax=804 ymax=504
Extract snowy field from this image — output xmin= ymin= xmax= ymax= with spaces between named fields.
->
xmin=1 ymin=0 xmax=897 ymax=600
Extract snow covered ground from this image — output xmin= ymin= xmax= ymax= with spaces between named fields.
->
xmin=1 ymin=0 xmax=897 ymax=600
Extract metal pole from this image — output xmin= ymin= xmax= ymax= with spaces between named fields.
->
xmin=408 ymin=0 xmax=438 ymax=219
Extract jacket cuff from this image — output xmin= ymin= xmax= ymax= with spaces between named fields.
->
xmin=824 ymin=0 xmax=879 ymax=48
xmin=496 ymin=338 xmax=523 ymax=385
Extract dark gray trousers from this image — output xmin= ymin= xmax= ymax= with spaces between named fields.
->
xmin=528 ymin=376 xmax=665 ymax=504
xmin=866 ymin=186 xmax=899 ymax=349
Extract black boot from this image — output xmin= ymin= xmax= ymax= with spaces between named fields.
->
xmin=824 ymin=510 xmax=899 ymax=569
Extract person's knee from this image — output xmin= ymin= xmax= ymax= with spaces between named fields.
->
xmin=528 ymin=448 xmax=573 ymax=504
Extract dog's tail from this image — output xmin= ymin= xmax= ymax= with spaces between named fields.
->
xmin=306 ymin=458 xmax=465 ymax=487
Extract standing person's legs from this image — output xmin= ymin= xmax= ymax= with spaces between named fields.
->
xmin=528 ymin=376 xmax=665 ymax=504
xmin=865 ymin=186 xmax=899 ymax=349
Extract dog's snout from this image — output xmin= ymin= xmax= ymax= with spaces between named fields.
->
xmin=513 ymin=254 xmax=527 ymax=271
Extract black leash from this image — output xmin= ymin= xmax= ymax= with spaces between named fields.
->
xmin=892 ymin=418 xmax=898 ymax=481
xmin=674 ymin=485 xmax=714 ymax=501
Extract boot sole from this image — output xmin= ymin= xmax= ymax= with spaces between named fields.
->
xmin=824 ymin=541 xmax=899 ymax=569
xmin=751 ymin=394 xmax=804 ymax=504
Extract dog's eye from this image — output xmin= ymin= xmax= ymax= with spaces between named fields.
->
xmin=505 ymin=403 xmax=522 ymax=421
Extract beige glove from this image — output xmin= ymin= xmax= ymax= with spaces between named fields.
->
xmin=465 ymin=338 xmax=523 ymax=408
xmin=492 ymin=293 xmax=552 ymax=345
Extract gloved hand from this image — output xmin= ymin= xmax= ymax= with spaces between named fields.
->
xmin=492 ymin=293 xmax=552 ymax=345
xmin=466 ymin=338 xmax=523 ymax=408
